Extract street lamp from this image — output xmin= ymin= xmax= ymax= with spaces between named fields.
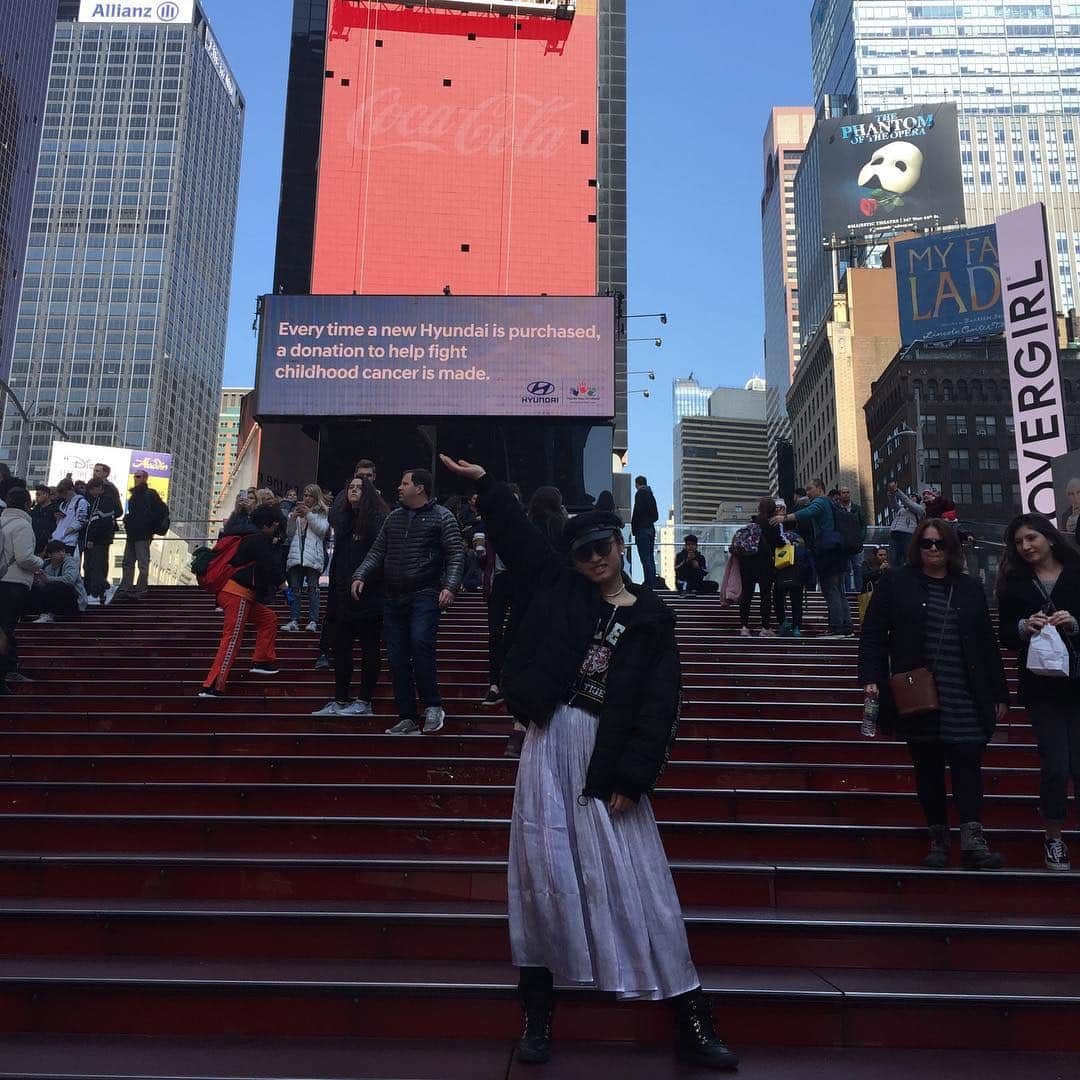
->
xmin=629 ymin=370 xmax=656 ymax=380
xmin=625 ymin=312 xmax=668 ymax=324
xmin=627 ymin=337 xmax=662 ymax=347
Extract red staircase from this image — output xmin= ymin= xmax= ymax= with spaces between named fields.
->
xmin=2 ymin=588 xmax=1079 ymax=1079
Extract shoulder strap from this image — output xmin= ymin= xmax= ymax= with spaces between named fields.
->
xmin=929 ymin=585 xmax=954 ymax=673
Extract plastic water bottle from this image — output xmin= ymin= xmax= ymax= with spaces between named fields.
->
xmin=861 ymin=695 xmax=879 ymax=737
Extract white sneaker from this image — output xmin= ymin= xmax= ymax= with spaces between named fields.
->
xmin=759 ymin=628 xmax=777 ymax=637
xmin=738 ymin=626 xmax=752 ymax=637
xmin=34 ymin=613 xmax=55 ymax=624
xmin=385 ymin=718 xmax=422 ymax=735
xmin=281 ymin=621 xmax=300 ymax=633
xmin=340 ymin=699 xmax=373 ymax=716
xmin=422 ymin=706 xmax=446 ymax=734
xmin=311 ymin=701 xmax=347 ymax=717
xmin=305 ymin=621 xmax=318 ymax=633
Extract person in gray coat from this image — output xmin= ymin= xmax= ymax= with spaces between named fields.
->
xmin=1 ymin=488 xmax=45 ymax=692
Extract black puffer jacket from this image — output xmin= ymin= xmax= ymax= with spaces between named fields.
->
xmin=858 ymin=565 xmax=1008 ymax=739
xmin=477 ymin=474 xmax=681 ymax=803
xmin=354 ymin=498 xmax=464 ymax=593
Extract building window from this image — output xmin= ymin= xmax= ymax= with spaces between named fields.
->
xmin=981 ymin=482 xmax=1005 ymax=504
xmin=920 ymin=414 xmax=938 ymax=436
xmin=973 ymin=415 xmax=997 ymax=436
xmin=925 ymin=447 xmax=941 ymax=467
xmin=946 ymin=414 xmax=968 ymax=435
xmin=948 ymin=448 xmax=970 ymax=471
xmin=1008 ymin=449 xmax=1018 ymax=471
xmin=977 ymin=448 xmax=1000 ymax=472
xmin=952 ymin=483 xmax=974 ymax=505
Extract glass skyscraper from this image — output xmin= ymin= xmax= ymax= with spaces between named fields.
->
xmin=798 ymin=0 xmax=1080 ymax=347
xmin=0 ymin=1 xmax=244 ymax=525
xmin=0 ymin=0 xmax=56 ymax=390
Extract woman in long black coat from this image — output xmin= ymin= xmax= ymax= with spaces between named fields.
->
xmin=858 ymin=518 xmax=1009 ymax=870
xmin=439 ymin=454 xmax=737 ymax=1072
xmin=997 ymin=514 xmax=1080 ymax=872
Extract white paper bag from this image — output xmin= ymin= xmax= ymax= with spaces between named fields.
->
xmin=1027 ymin=624 xmax=1071 ymax=678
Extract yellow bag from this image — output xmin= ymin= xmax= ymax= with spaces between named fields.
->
xmin=858 ymin=590 xmax=872 ymax=624
xmin=774 ymin=542 xmax=795 ymax=570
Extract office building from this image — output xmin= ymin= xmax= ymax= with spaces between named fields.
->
xmin=0 ymin=0 xmax=56 ymax=390
xmin=674 ymin=379 xmax=768 ymax=523
xmin=0 ymin=1 xmax=245 ymax=526
xmin=797 ymin=1 xmax=1080 ymax=349
xmin=786 ymin=263 xmax=900 ymax=519
xmin=760 ymin=106 xmax=815 ymax=491
xmin=673 ymin=374 xmax=713 ymax=421
xmin=214 ymin=387 xmax=250 ymax=502
xmin=261 ymin=0 xmax=627 ymax=506
xmin=865 ymin=338 xmax=1080 ymax=526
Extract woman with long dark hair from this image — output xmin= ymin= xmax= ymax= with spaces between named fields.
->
xmin=997 ymin=514 xmax=1080 ymax=871
xmin=737 ymin=497 xmax=782 ymax=637
xmin=311 ymin=477 xmax=389 ymax=717
xmin=439 ymin=454 xmax=737 ymax=1072
xmin=859 ymin=518 xmax=1009 ymax=870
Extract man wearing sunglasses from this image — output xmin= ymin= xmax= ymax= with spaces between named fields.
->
xmin=114 ymin=469 xmax=168 ymax=601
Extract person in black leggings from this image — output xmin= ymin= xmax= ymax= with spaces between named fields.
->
xmin=738 ymin=498 xmax=782 ymax=637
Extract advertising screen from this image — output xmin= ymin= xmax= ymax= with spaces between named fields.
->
xmin=818 ymin=102 xmax=965 ymax=242
xmin=1050 ymin=448 xmax=1080 ymax=539
xmin=255 ymin=295 xmax=615 ymax=420
xmin=48 ymin=441 xmax=174 ymax=506
xmin=894 ymin=224 xmax=1003 ymax=346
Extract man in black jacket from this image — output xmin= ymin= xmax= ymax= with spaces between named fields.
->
xmin=352 ymin=468 xmax=464 ymax=735
xmin=114 ymin=468 xmax=168 ymax=601
xmin=631 ymin=475 xmax=659 ymax=589
xmin=82 ymin=477 xmax=121 ymax=603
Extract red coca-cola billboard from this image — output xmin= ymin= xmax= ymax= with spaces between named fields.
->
xmin=311 ymin=1 xmax=599 ymax=297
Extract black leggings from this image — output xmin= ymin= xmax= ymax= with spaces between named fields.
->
xmin=487 ymin=572 xmax=514 ymax=686
xmin=773 ymin=585 xmax=803 ymax=629
xmin=332 ymin=615 xmax=382 ymax=704
xmin=738 ymin=560 xmax=774 ymax=628
xmin=907 ymin=739 xmax=987 ymax=826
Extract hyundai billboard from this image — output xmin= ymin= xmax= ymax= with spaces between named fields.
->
xmin=255 ymin=295 xmax=615 ymax=420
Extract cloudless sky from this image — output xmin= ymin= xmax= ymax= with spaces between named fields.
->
xmin=203 ymin=0 xmax=813 ymax=516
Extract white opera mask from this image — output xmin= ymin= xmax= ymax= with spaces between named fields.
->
xmin=857 ymin=140 xmax=924 ymax=194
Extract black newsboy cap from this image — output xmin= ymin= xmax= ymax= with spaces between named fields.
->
xmin=563 ymin=510 xmax=624 ymax=552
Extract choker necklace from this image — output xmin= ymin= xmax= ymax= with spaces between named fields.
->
xmin=602 ymin=583 xmax=628 ymax=599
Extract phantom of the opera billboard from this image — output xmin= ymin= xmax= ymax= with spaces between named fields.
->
xmin=254 ymin=294 xmax=616 ymax=420
xmin=818 ymin=102 xmax=965 ymax=242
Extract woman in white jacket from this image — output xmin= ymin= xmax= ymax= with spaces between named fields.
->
xmin=283 ymin=484 xmax=329 ymax=632
xmin=1 ymin=488 xmax=45 ymax=694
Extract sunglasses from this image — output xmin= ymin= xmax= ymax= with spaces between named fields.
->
xmin=918 ymin=538 xmax=947 ymax=550
xmin=572 ymin=537 xmax=615 ymax=562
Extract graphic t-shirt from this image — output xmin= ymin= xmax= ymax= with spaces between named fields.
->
xmin=568 ymin=603 xmax=628 ymax=713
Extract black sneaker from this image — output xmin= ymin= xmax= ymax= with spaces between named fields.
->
xmin=4 ymin=671 xmax=32 ymax=684
xmin=314 ymin=654 xmax=330 ymax=670
xmin=481 ymin=687 xmax=504 ymax=706
xmin=197 ymin=687 xmax=225 ymax=699
xmin=1045 ymin=836 xmax=1071 ymax=872
xmin=250 ymin=665 xmax=280 ymax=676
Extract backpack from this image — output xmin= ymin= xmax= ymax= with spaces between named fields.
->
xmin=730 ymin=523 xmax=762 ymax=558
xmin=153 ymin=497 xmax=171 ymax=536
xmin=193 ymin=534 xmax=249 ymax=595
xmin=834 ymin=505 xmax=863 ymax=556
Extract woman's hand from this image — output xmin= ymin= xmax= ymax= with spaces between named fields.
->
xmin=995 ymin=703 xmax=1008 ymax=723
xmin=438 ymin=588 xmax=455 ymax=610
xmin=1025 ymin=613 xmax=1050 ymax=635
xmin=864 ymin=683 xmax=879 ymax=699
xmin=438 ymin=454 xmax=486 ymax=482
xmin=608 ymin=794 xmax=632 ymax=815
xmin=1048 ymin=610 xmax=1078 ymax=632
xmin=350 ymin=579 xmax=365 ymax=600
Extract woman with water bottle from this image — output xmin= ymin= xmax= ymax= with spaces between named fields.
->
xmin=858 ymin=518 xmax=1010 ymax=871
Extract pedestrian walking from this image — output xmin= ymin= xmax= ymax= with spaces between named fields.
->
xmin=351 ymin=468 xmax=464 ymax=735
xmin=283 ymin=484 xmax=329 ymax=633
xmin=631 ymin=474 xmax=659 ymax=588
xmin=311 ymin=478 xmax=388 ymax=718
xmin=859 ymin=518 xmax=1009 ymax=871
xmin=440 ymin=453 xmax=738 ymax=1072
xmin=997 ymin=514 xmax=1080 ymax=872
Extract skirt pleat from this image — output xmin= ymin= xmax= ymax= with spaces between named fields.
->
xmin=507 ymin=705 xmax=699 ymax=1001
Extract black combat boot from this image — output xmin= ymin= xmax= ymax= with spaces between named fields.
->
xmin=924 ymin=825 xmax=950 ymax=869
xmin=961 ymin=821 xmax=1005 ymax=871
xmin=515 ymin=966 xmax=554 ymax=1065
xmin=672 ymin=987 xmax=739 ymax=1070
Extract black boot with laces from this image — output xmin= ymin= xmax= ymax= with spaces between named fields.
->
xmin=672 ymin=987 xmax=740 ymax=1070
xmin=515 ymin=966 xmax=554 ymax=1065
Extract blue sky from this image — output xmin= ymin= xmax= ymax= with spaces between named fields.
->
xmin=204 ymin=1 xmax=813 ymax=515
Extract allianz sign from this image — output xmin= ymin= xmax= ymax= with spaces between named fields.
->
xmin=78 ymin=0 xmax=195 ymax=23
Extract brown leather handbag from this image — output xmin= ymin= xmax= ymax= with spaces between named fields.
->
xmin=889 ymin=585 xmax=953 ymax=718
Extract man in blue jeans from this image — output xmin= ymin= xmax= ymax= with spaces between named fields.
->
xmin=351 ymin=468 xmax=464 ymax=735
xmin=772 ymin=477 xmax=852 ymax=637
xmin=631 ymin=475 xmax=659 ymax=588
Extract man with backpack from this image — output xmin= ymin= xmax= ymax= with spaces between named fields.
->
xmin=50 ymin=477 xmax=88 ymax=557
xmin=772 ymin=477 xmax=853 ymax=638
xmin=198 ymin=506 xmax=285 ymax=698
xmin=114 ymin=468 xmax=168 ymax=601
xmin=1 ymin=488 xmax=44 ymax=695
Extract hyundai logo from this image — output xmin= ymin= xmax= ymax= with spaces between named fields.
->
xmin=527 ymin=381 xmax=555 ymax=397
xmin=157 ymin=1 xmax=180 ymax=20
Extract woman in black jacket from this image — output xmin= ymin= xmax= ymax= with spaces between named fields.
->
xmin=738 ymin=497 xmax=782 ymax=637
xmin=311 ymin=478 xmax=388 ymax=718
xmin=439 ymin=455 xmax=737 ymax=1073
xmin=997 ymin=514 xmax=1080 ymax=872
xmin=859 ymin=518 xmax=1009 ymax=871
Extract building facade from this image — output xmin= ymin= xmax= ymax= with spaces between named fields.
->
xmin=265 ymin=0 xmax=627 ymax=506
xmin=0 ymin=1 xmax=244 ymax=526
xmin=673 ymin=374 xmax=713 ymax=421
xmin=0 ymin=0 xmax=56 ymax=390
xmin=760 ymin=106 xmax=815 ymax=491
xmin=786 ymin=264 xmax=900 ymax=519
xmin=797 ymin=0 xmax=1080 ymax=349
xmin=865 ymin=339 xmax=1080 ymax=526
xmin=214 ymin=387 xmax=250 ymax=503
xmin=674 ymin=381 xmax=769 ymax=524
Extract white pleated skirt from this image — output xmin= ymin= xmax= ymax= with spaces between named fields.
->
xmin=507 ymin=704 xmax=700 ymax=1001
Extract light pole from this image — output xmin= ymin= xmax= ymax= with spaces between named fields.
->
xmin=894 ymin=388 xmax=925 ymax=491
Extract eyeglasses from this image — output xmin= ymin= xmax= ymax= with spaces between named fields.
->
xmin=918 ymin=538 xmax=946 ymax=550
xmin=572 ymin=538 xmax=615 ymax=562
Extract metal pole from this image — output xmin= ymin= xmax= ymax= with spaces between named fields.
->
xmin=913 ymin=385 xmax=925 ymax=491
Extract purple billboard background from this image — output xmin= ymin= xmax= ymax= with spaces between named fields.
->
xmin=255 ymin=295 xmax=616 ymax=419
